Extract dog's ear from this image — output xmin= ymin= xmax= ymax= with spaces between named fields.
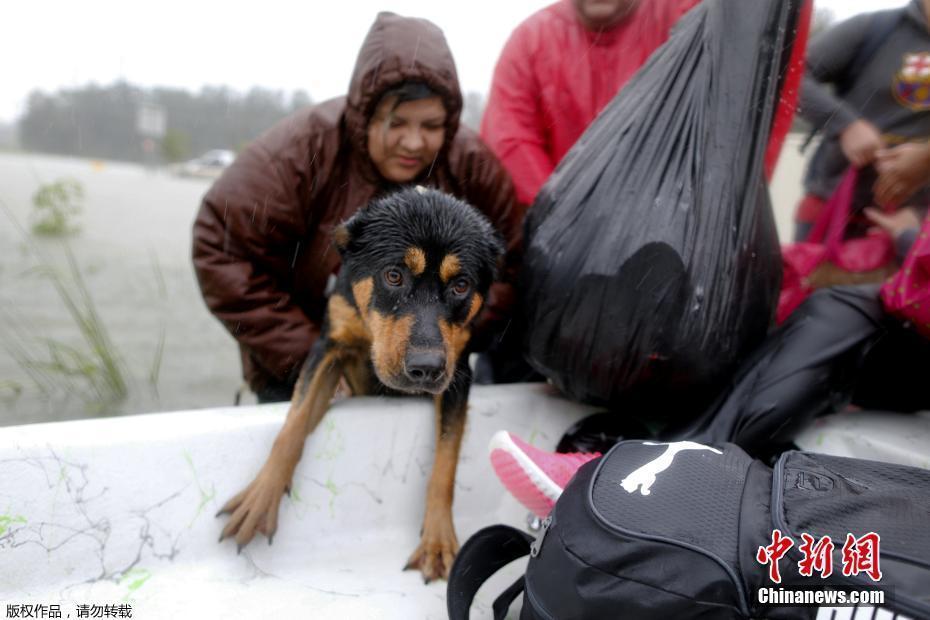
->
xmin=491 ymin=234 xmax=507 ymax=279
xmin=489 ymin=231 xmax=506 ymax=262
xmin=333 ymin=224 xmax=351 ymax=254
xmin=481 ymin=224 xmax=507 ymax=280
xmin=333 ymin=210 xmax=368 ymax=256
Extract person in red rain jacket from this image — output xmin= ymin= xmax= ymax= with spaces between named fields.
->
xmin=480 ymin=0 xmax=699 ymax=208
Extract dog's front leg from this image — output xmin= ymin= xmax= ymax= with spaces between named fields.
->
xmin=404 ymin=363 xmax=470 ymax=582
xmin=218 ymin=343 xmax=342 ymax=550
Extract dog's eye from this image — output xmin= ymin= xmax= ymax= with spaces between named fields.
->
xmin=451 ymin=278 xmax=471 ymax=296
xmin=384 ymin=268 xmax=404 ymax=287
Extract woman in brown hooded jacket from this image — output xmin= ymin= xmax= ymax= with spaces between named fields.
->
xmin=192 ymin=12 xmax=520 ymax=401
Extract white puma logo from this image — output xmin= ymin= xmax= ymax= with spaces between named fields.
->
xmin=621 ymin=441 xmax=723 ymax=496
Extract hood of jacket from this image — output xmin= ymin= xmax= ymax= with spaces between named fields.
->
xmin=344 ymin=12 xmax=463 ymax=168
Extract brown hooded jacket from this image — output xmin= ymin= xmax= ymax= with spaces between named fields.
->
xmin=192 ymin=12 xmax=520 ymax=393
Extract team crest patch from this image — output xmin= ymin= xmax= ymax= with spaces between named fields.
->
xmin=893 ymin=52 xmax=930 ymax=111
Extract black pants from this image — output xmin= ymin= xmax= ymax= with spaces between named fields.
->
xmin=675 ymin=285 xmax=930 ymax=458
xmin=255 ymin=380 xmax=294 ymax=404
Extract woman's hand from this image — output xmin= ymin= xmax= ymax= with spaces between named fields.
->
xmin=863 ymin=206 xmax=923 ymax=240
xmin=873 ymin=143 xmax=930 ymax=207
xmin=839 ymin=119 xmax=885 ymax=168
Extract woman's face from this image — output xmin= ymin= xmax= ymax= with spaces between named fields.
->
xmin=367 ymin=96 xmax=447 ymax=183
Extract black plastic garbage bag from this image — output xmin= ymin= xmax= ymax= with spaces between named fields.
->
xmin=522 ymin=0 xmax=809 ymax=412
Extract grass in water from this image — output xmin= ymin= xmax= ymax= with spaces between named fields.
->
xmin=1 ymin=198 xmax=129 ymax=412
xmin=26 ymin=245 xmax=129 ymax=404
xmin=30 ymin=178 xmax=83 ymax=236
xmin=0 ymin=380 xmax=24 ymax=400
xmin=147 ymin=248 xmax=167 ymax=396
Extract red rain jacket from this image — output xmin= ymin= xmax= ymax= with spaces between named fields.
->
xmin=480 ymin=0 xmax=700 ymax=206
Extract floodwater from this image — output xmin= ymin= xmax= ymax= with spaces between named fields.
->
xmin=0 ymin=152 xmax=248 ymax=426
xmin=0 ymin=143 xmax=807 ymax=427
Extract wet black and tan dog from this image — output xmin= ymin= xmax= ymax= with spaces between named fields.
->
xmin=217 ymin=187 xmax=504 ymax=582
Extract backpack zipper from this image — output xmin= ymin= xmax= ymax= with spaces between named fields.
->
xmin=530 ymin=515 xmax=552 ymax=558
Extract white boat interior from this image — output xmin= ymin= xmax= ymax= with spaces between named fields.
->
xmin=2 ymin=383 xmax=928 ymax=619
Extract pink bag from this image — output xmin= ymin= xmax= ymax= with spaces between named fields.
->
xmin=881 ymin=219 xmax=930 ymax=338
xmin=777 ymin=169 xmax=895 ymax=323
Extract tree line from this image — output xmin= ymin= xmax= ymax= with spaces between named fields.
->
xmin=16 ymin=81 xmax=487 ymax=165
xmin=18 ymin=82 xmax=313 ymax=163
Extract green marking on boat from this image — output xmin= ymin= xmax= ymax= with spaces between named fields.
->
xmin=313 ymin=418 xmax=345 ymax=461
xmin=325 ymin=476 xmax=340 ymax=518
xmin=184 ymin=450 xmax=216 ymax=528
xmin=0 ymin=514 xmax=27 ymax=536
xmin=120 ymin=568 xmax=152 ymax=601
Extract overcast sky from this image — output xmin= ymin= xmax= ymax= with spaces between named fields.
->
xmin=0 ymin=0 xmax=912 ymax=123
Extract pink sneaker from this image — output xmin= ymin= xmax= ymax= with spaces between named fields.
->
xmin=488 ymin=430 xmax=601 ymax=519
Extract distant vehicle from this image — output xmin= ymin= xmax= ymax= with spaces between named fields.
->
xmin=173 ymin=149 xmax=235 ymax=179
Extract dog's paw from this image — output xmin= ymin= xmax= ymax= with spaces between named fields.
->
xmin=403 ymin=516 xmax=459 ymax=583
xmin=216 ymin=463 xmax=291 ymax=550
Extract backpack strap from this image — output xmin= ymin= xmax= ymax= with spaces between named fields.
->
xmin=492 ymin=574 xmax=530 ymax=619
xmin=446 ymin=525 xmax=534 ymax=620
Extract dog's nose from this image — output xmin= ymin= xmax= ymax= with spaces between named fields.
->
xmin=404 ymin=350 xmax=446 ymax=384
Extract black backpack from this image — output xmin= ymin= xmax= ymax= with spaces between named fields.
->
xmin=448 ymin=441 xmax=930 ymax=619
